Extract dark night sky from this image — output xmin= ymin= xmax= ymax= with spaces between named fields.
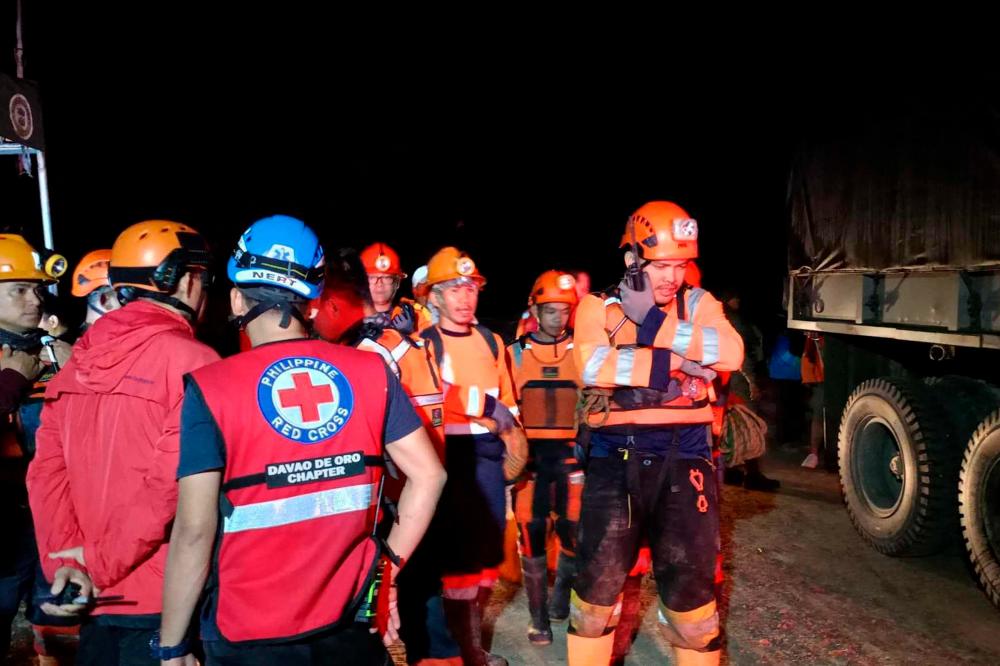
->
xmin=2 ymin=6 xmax=843 ymax=347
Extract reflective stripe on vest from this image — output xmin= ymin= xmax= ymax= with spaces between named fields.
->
xmin=411 ymin=393 xmax=444 ymax=408
xmin=224 ymin=483 xmax=375 ymax=533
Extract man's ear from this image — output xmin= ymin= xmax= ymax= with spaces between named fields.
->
xmin=230 ymin=288 xmax=245 ymax=316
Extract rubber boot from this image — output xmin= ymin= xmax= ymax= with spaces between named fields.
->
xmin=441 ymin=597 xmax=508 ymax=666
xmin=567 ymin=632 xmax=615 ymax=666
xmin=611 ymin=573 xmax=643 ymax=664
xmin=549 ymin=552 xmax=576 ymax=622
xmin=743 ymin=458 xmax=780 ymax=492
xmin=673 ymin=647 xmax=721 ymax=665
xmin=521 ymin=556 xmax=552 ymax=645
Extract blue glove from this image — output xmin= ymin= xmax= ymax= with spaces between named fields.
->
xmin=680 ymin=359 xmax=717 ymax=382
xmin=391 ymin=303 xmax=416 ymax=335
xmin=483 ymin=395 xmax=517 ymax=433
xmin=619 ymin=274 xmax=656 ymax=325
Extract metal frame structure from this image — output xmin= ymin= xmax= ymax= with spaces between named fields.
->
xmin=0 ymin=142 xmax=53 ymax=250
xmin=787 ymin=267 xmax=1000 ymax=351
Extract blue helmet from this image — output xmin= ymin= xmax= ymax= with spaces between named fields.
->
xmin=227 ymin=215 xmax=325 ymax=300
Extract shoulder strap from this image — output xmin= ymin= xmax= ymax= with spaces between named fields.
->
xmin=676 ymin=283 xmax=690 ymax=321
xmin=419 ymin=326 xmax=445 ymax=372
xmin=473 ymin=324 xmax=499 ymax=360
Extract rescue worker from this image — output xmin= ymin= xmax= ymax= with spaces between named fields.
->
xmin=395 ymin=264 xmax=434 ymax=335
xmin=70 ymin=249 xmax=120 ymax=332
xmin=719 ymin=288 xmax=778 ymax=491
xmin=516 ymin=270 xmax=591 ymax=339
xmin=800 ymin=332 xmax=825 ymax=468
xmin=569 ymin=201 xmax=743 ymax=666
xmin=613 ymin=261 xmax=714 ymax=665
xmin=361 ymin=243 xmax=432 ymax=335
xmin=158 ymin=215 xmax=446 ymax=664
xmin=507 ymin=270 xmax=582 ymax=645
xmin=420 ymin=247 xmax=528 ymax=666
xmin=411 ymin=265 xmax=430 ymax=309
xmin=361 ymin=241 xmax=406 ymax=319
xmin=26 ymin=221 xmax=219 ymax=665
xmin=0 ymin=234 xmax=74 ymax=665
xmin=313 ymin=251 xmax=461 ymax=665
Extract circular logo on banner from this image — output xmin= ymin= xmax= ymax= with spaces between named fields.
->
xmin=9 ymin=94 xmax=34 ymax=141
xmin=257 ymin=356 xmax=354 ymax=444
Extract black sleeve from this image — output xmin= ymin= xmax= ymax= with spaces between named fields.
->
xmin=177 ymin=378 xmax=226 ymax=478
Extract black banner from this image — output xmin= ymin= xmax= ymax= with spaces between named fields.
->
xmin=788 ymin=102 xmax=1000 ymax=271
xmin=0 ymin=73 xmax=44 ymax=150
xmin=265 ymin=451 xmax=366 ymax=489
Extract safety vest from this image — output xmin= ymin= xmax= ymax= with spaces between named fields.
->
xmin=420 ymin=324 xmax=514 ymax=436
xmin=391 ymin=298 xmax=435 ymax=333
xmin=581 ymin=287 xmax=715 ymax=429
xmin=509 ymin=332 xmax=580 ymax=441
xmin=190 ymin=338 xmax=388 ymax=644
xmin=357 ymin=328 xmax=445 ymax=458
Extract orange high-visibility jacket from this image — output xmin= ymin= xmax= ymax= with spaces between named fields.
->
xmin=573 ymin=288 xmax=743 ymax=427
xmin=357 ymin=328 xmax=445 ymax=458
xmin=421 ymin=325 xmax=518 ymax=436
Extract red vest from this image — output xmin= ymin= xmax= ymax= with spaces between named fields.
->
xmin=191 ymin=339 xmax=388 ymax=644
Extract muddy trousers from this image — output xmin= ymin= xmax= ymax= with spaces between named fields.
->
xmin=439 ymin=436 xmax=507 ymax=666
xmin=512 ymin=442 xmax=582 ymax=631
xmin=570 ymin=450 xmax=721 ymax=652
xmin=512 ymin=441 xmax=582 ymax=558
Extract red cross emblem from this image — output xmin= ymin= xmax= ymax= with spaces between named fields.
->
xmin=278 ymin=372 xmax=334 ymax=423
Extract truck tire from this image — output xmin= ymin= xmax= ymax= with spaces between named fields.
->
xmin=839 ymin=377 xmax=955 ymax=555
xmin=959 ymin=409 xmax=1000 ymax=610
xmin=924 ymin=376 xmax=999 ymax=447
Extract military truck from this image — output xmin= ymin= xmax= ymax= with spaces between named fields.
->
xmin=785 ymin=101 xmax=1000 ymax=609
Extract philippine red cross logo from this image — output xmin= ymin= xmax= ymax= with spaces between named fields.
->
xmin=258 ymin=356 xmax=355 ymax=444
xmin=278 ymin=372 xmax=334 ymax=423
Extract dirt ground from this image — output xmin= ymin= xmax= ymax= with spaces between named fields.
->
xmin=7 ymin=446 xmax=1000 ymax=665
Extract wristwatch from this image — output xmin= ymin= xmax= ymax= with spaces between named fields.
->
xmin=148 ymin=631 xmax=191 ymax=660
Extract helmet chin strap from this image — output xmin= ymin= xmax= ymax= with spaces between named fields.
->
xmin=0 ymin=326 xmax=43 ymax=351
xmin=116 ymin=286 xmax=199 ymax=320
xmin=231 ymin=299 xmax=306 ymax=331
xmin=140 ymin=291 xmax=198 ymax=320
xmin=87 ymin=290 xmax=115 ymax=318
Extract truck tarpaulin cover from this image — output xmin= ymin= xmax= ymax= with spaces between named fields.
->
xmin=788 ymin=102 xmax=1000 ymax=271
xmin=0 ymin=73 xmax=44 ymax=151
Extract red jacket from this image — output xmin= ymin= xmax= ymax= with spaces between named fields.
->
xmin=27 ymin=301 xmax=219 ymax=616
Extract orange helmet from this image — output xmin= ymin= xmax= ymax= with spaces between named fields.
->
xmin=425 ymin=247 xmax=486 ymax=288
xmin=620 ymin=201 xmax=699 ymax=261
xmin=530 ymin=270 xmax=578 ymax=306
xmin=360 ymin=242 xmax=407 ymax=278
xmin=109 ymin=220 xmax=211 ymax=294
xmin=71 ymin=249 xmax=112 ymax=297
xmin=0 ymin=234 xmax=66 ymax=283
